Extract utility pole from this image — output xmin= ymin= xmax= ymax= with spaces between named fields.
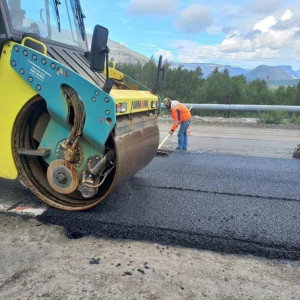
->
xmin=266 ymin=75 xmax=270 ymax=87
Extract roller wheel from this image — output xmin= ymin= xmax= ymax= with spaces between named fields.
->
xmin=12 ymin=97 xmax=115 ymax=211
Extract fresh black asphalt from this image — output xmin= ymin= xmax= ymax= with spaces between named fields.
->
xmin=1 ymin=151 xmax=300 ymax=260
xmin=40 ymin=151 xmax=300 ymax=260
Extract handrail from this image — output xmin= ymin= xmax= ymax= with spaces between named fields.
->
xmin=162 ymin=103 xmax=300 ymax=112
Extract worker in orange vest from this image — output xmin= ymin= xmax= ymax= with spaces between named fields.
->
xmin=163 ymin=98 xmax=192 ymax=150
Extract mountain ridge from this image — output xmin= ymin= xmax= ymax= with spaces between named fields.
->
xmin=171 ymin=62 xmax=300 ymax=84
xmin=92 ymin=36 xmax=300 ymax=86
xmin=87 ymin=34 xmax=149 ymax=66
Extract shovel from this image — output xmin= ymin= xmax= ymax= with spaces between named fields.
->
xmin=156 ymin=133 xmax=171 ymax=156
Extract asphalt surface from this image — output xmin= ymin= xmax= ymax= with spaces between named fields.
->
xmin=5 ymin=151 xmax=291 ymax=260
xmin=1 ymin=150 xmax=300 ymax=260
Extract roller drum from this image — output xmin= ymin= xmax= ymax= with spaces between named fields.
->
xmin=13 ymin=97 xmax=159 ymax=211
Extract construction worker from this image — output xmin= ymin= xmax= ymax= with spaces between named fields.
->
xmin=163 ymin=98 xmax=192 ymax=150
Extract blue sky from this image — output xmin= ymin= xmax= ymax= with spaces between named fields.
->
xmin=81 ymin=0 xmax=300 ymax=70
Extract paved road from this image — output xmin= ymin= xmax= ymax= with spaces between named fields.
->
xmin=159 ymin=121 xmax=299 ymax=158
xmin=1 ymin=150 xmax=300 ymax=260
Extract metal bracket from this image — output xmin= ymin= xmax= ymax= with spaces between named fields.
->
xmin=18 ymin=148 xmax=51 ymax=157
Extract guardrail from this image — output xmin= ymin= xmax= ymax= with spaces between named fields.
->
xmin=165 ymin=103 xmax=300 ymax=113
xmin=161 ymin=102 xmax=300 ymax=158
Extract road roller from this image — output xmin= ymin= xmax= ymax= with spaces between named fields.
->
xmin=0 ymin=0 xmax=163 ymax=210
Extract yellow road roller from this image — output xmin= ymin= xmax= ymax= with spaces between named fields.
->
xmin=0 ymin=0 xmax=163 ymax=210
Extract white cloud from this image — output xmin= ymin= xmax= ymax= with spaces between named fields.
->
xmin=219 ymin=4 xmax=241 ymax=20
xmin=154 ymin=49 xmax=174 ymax=62
xmin=247 ymin=0 xmax=283 ymax=14
xmin=220 ymin=15 xmax=296 ymax=54
xmin=206 ymin=25 xmax=223 ymax=35
xmin=253 ymin=16 xmax=276 ymax=32
xmin=281 ymin=9 xmax=292 ymax=21
xmin=127 ymin=0 xmax=177 ymax=15
xmin=219 ymin=31 xmax=242 ymax=52
xmin=169 ymin=6 xmax=300 ymax=68
xmin=174 ymin=4 xmax=213 ymax=34
xmin=172 ymin=38 xmax=282 ymax=66
xmin=170 ymin=40 xmax=219 ymax=62
xmin=130 ymin=1 xmax=300 ymax=68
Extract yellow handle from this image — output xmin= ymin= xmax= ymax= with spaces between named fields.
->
xmin=158 ymin=133 xmax=171 ymax=149
xmin=21 ymin=36 xmax=47 ymax=55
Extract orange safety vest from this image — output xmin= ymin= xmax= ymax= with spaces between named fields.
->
xmin=170 ymin=102 xmax=191 ymax=131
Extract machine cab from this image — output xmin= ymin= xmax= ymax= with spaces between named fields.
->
xmin=0 ymin=0 xmax=88 ymax=52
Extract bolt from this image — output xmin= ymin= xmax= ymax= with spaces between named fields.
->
xmin=56 ymin=172 xmax=67 ymax=184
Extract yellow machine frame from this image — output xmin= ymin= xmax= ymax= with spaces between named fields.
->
xmin=0 ymin=41 xmax=37 ymax=179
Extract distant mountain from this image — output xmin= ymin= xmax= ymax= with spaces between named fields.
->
xmin=86 ymin=36 xmax=300 ymax=85
xmin=171 ymin=62 xmax=300 ymax=85
xmin=277 ymin=65 xmax=300 ymax=79
xmin=171 ymin=62 xmax=248 ymax=78
xmin=245 ymin=65 xmax=295 ymax=82
xmin=107 ymin=39 xmax=150 ymax=65
xmin=87 ymin=35 xmax=149 ymax=65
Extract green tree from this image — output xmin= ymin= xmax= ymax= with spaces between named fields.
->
xmin=230 ymin=75 xmax=247 ymax=104
xmin=296 ymin=82 xmax=300 ymax=105
xmin=162 ymin=64 xmax=204 ymax=102
xmin=285 ymin=86 xmax=297 ymax=105
xmin=204 ymin=68 xmax=232 ymax=103
xmin=247 ymin=79 xmax=274 ymax=104
xmin=114 ymin=60 xmax=299 ymax=110
xmin=274 ymin=86 xmax=287 ymax=105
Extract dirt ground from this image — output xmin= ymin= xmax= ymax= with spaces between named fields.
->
xmin=0 ymin=118 xmax=300 ymax=300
